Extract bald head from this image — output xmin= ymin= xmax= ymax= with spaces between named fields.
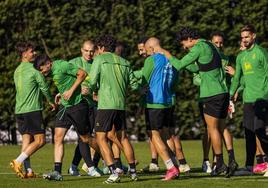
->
xmin=145 ymin=37 xmax=161 ymax=55
xmin=81 ymin=40 xmax=95 ymax=61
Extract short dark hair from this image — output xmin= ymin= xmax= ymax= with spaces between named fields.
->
xmin=210 ymin=31 xmax=225 ymax=40
xmin=138 ymin=36 xmax=149 ymax=44
xmin=15 ymin=41 xmax=36 ymax=57
xmin=95 ymin=35 xmax=116 ymax=52
xmin=176 ymin=27 xmax=200 ymax=42
xmin=33 ymin=54 xmax=51 ymax=71
xmin=241 ymin=24 xmax=256 ymax=33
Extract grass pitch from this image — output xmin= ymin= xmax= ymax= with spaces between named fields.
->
xmin=0 ymin=139 xmax=268 ymax=188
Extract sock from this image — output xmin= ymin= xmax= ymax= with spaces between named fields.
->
xmin=128 ymin=163 xmax=136 ymax=174
xmin=203 ymin=158 xmax=209 ymax=162
xmin=24 ymin=157 xmax=32 ymax=172
xmin=179 ymin=159 xmax=187 ymax=165
xmin=108 ymin=164 xmax=117 ymax=174
xmin=215 ymin=154 xmax=224 ymax=168
xmin=151 ymin=158 xmax=158 ymax=165
xmin=54 ymin=162 xmax=62 ymax=174
xmin=93 ymin=152 xmax=101 ymax=167
xmin=256 ymin=154 xmax=263 ymax=164
xmin=114 ymin=158 xmax=122 ymax=169
xmin=15 ymin=152 xmax=28 ymax=163
xmin=79 ymin=141 xmax=94 ymax=168
xmin=227 ymin=149 xmax=235 ymax=162
xmin=164 ymin=159 xmax=174 ymax=170
xmin=263 ymin=155 xmax=268 ymax=163
xmin=72 ymin=144 xmax=82 ymax=166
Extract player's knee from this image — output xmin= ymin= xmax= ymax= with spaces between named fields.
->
xmin=54 ymin=134 xmax=64 ymax=145
xmin=36 ymin=137 xmax=45 ymax=147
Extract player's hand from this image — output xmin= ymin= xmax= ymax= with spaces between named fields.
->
xmin=81 ymin=86 xmax=89 ymax=95
xmin=54 ymin=93 xmax=61 ymax=105
xmin=233 ymin=91 xmax=239 ymax=102
xmin=161 ymin=49 xmax=172 ymax=59
xmin=225 ymin=66 xmax=235 ymax=76
xmin=93 ymin=92 xmax=98 ymax=102
xmin=62 ymin=90 xmax=73 ymax=101
xmin=49 ymin=102 xmax=57 ymax=111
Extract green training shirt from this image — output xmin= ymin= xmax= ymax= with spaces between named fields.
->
xmin=170 ymin=39 xmax=228 ymax=98
xmin=69 ymin=57 xmax=95 ymax=107
xmin=14 ymin=62 xmax=53 ymax=114
xmin=229 ymin=44 xmax=268 ymax=103
xmin=51 ymin=60 xmax=82 ymax=107
xmin=89 ymin=52 xmax=138 ymax=110
xmin=193 ymin=47 xmax=230 ymax=88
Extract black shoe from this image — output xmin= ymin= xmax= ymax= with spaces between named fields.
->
xmin=211 ymin=164 xmax=227 ymax=176
xmin=226 ymin=160 xmax=239 ymax=177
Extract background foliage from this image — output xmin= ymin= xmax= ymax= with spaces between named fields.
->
xmin=0 ymin=0 xmax=267 ymax=143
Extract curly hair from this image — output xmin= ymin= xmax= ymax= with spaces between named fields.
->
xmin=15 ymin=41 xmax=36 ymax=57
xmin=176 ymin=27 xmax=200 ymax=42
xmin=95 ymin=35 xmax=116 ymax=52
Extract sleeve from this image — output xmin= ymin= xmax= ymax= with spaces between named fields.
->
xmin=88 ymin=57 xmax=101 ymax=91
xmin=193 ymin=73 xmax=201 ymax=86
xmin=236 ymin=76 xmax=244 ymax=94
xmin=35 ymin=71 xmax=54 ymax=104
xmin=185 ymin=63 xmax=199 ymax=73
xmin=141 ymin=57 xmax=154 ymax=85
xmin=169 ymin=45 xmax=200 ymax=71
xmin=62 ymin=61 xmax=79 ymax=76
xmin=128 ymin=67 xmax=141 ymax=91
xmin=229 ymin=55 xmax=242 ymax=97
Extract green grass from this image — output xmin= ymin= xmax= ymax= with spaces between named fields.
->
xmin=0 ymin=139 xmax=268 ymax=188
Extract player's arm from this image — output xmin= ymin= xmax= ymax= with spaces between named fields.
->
xmin=88 ymin=57 xmax=101 ymax=92
xmin=229 ymin=56 xmax=242 ymax=99
xmin=35 ymin=71 xmax=56 ymax=110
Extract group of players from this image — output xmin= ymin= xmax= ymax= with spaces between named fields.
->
xmin=10 ymin=24 xmax=268 ymax=183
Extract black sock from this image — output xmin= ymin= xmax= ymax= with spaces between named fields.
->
xmin=151 ymin=158 xmax=158 ymax=165
xmin=203 ymin=158 xmax=209 ymax=162
xmin=72 ymin=144 xmax=82 ymax=166
xmin=227 ymin=149 xmax=235 ymax=163
xmin=54 ymin=162 xmax=62 ymax=174
xmin=114 ymin=158 xmax=122 ymax=169
xmin=78 ymin=140 xmax=94 ymax=168
xmin=215 ymin=154 xmax=224 ymax=168
xmin=129 ymin=163 xmax=136 ymax=174
xmin=256 ymin=154 xmax=263 ymax=164
xmin=93 ymin=152 xmax=101 ymax=167
xmin=263 ymin=155 xmax=268 ymax=163
xmin=108 ymin=164 xmax=116 ymax=174
xmin=179 ymin=159 xmax=187 ymax=165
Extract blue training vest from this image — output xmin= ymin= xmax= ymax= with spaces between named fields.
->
xmin=146 ymin=53 xmax=177 ymax=105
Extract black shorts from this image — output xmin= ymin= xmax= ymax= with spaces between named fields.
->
xmin=95 ymin=110 xmax=126 ymax=132
xmin=200 ymin=93 xmax=229 ymax=119
xmin=145 ymin=108 xmax=172 ymax=130
xmin=163 ymin=106 xmax=176 ymax=128
xmin=243 ymin=100 xmax=268 ymax=132
xmin=16 ymin=111 xmax=45 ymax=135
xmin=55 ymin=100 xmax=92 ymax=135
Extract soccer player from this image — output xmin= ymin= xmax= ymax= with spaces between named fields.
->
xmin=163 ymin=27 xmax=229 ymax=176
xmin=67 ymin=40 xmax=101 ymax=177
xmin=229 ymin=25 xmax=268 ymax=177
xmin=10 ymin=42 xmax=56 ymax=178
xmin=89 ymin=35 xmax=138 ymax=184
xmin=141 ymin=37 xmax=180 ymax=180
xmin=199 ymin=31 xmax=238 ymax=174
xmin=33 ymin=54 xmax=99 ymax=181
xmin=136 ymin=37 xmax=160 ymax=172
